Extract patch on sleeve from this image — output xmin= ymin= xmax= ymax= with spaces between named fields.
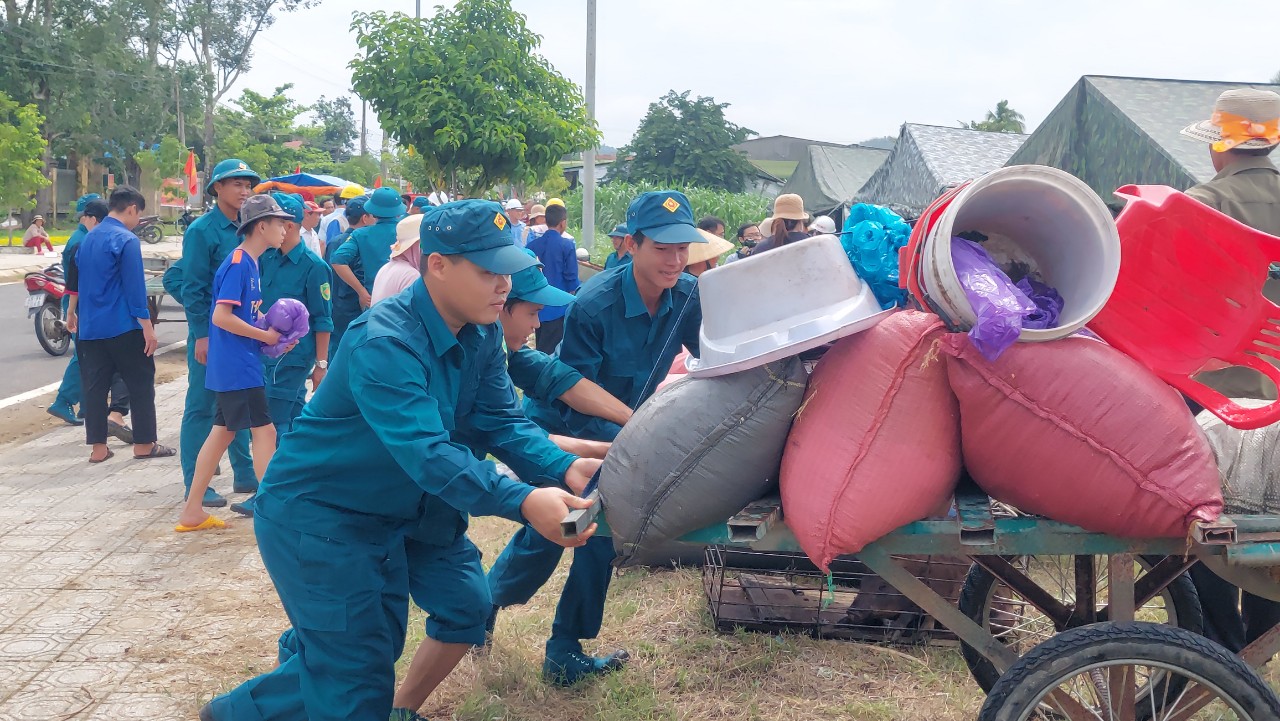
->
xmin=320 ymin=282 xmax=331 ymax=301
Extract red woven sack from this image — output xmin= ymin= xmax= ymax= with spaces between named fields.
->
xmin=781 ymin=311 xmax=962 ymax=572
xmin=942 ymin=334 xmax=1223 ymax=537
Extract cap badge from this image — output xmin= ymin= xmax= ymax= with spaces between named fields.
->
xmin=238 ymin=162 xmax=247 ymax=170
xmin=494 ymin=213 xmax=507 ymax=230
xmin=662 ymin=197 xmax=679 ymax=213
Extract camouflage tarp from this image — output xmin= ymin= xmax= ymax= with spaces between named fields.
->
xmin=853 ymin=124 xmax=1027 ymax=218
xmin=779 ymin=144 xmax=889 ymax=217
xmin=1006 ymin=75 xmax=1280 ymax=206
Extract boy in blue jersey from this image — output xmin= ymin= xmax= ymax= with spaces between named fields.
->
xmin=176 ymin=195 xmax=296 ymax=532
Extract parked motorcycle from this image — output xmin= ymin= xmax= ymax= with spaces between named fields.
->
xmin=177 ymin=207 xmax=202 ymax=233
xmin=24 ymin=264 xmax=71 ymax=356
xmin=134 ymin=215 xmax=165 ymax=245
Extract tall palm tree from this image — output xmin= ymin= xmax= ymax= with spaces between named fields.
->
xmin=962 ymin=100 xmax=1027 ymax=134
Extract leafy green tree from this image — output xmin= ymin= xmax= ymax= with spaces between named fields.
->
xmin=350 ymin=1 xmax=599 ymax=195
xmin=963 ymin=100 xmax=1027 ymax=134
xmin=332 ymin=155 xmax=381 ymax=187
xmin=616 ymin=90 xmax=756 ymax=192
xmin=216 ymin=84 xmax=332 ymax=177
xmin=0 ymin=92 xmax=51 ymax=243
xmin=311 ymin=96 xmax=357 ymax=163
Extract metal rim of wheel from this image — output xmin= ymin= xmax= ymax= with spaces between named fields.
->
xmin=958 ymin=555 xmax=1203 ymax=699
xmin=140 ymin=224 xmax=163 ymax=244
xmin=978 ymin=622 xmax=1280 ymax=721
xmin=36 ymin=302 xmax=69 ymax=356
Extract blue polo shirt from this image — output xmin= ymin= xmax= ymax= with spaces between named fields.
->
xmin=181 ymin=205 xmax=242 ymax=339
xmin=260 ymin=241 xmax=334 ymax=369
xmin=206 ymin=248 xmax=264 ymax=392
xmin=330 ymin=217 xmax=397 ymax=287
xmin=507 ymin=347 xmax=583 ymax=403
xmin=524 ymin=263 xmax=701 ymax=441
xmin=72 ymin=217 xmax=150 ymax=341
xmin=526 ymin=228 xmax=580 ymax=323
xmin=254 ymin=281 xmax=577 ymax=544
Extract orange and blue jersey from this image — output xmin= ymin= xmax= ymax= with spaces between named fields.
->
xmin=207 ymin=247 xmax=265 ymax=392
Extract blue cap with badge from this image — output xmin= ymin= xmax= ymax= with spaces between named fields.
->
xmin=625 ymin=190 xmax=706 ymax=244
xmin=419 ymin=200 xmax=539 ymax=275
xmin=206 ymin=158 xmax=262 ymax=196
xmin=510 ymin=250 xmax=575 ymax=307
xmin=607 ymin=223 xmax=629 ymax=238
xmin=75 ymin=193 xmax=102 ymax=214
xmin=269 ymin=192 xmax=305 ymax=223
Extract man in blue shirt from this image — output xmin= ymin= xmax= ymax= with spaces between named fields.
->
xmin=200 ymin=200 xmax=601 ymax=721
xmin=65 ymin=186 xmax=176 ymax=464
xmin=489 ymin=190 xmax=704 ymax=686
xmin=504 ymin=198 xmax=528 ymax=248
xmin=330 ymin=186 xmax=404 ymax=310
xmin=526 ymin=202 xmax=580 ymax=353
xmin=602 ymin=223 xmax=632 ymax=270
xmin=179 ymin=158 xmax=262 ymax=507
xmin=50 ymin=195 xmax=132 ymax=437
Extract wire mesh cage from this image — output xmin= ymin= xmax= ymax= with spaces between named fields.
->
xmin=703 ymin=546 xmax=971 ymax=645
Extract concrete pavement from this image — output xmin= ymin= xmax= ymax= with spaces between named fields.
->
xmin=0 ymin=376 xmax=282 ymax=720
xmin=0 ymin=238 xmax=182 ymax=283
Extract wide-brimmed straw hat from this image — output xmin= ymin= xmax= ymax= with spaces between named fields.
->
xmin=772 ymin=193 xmax=809 ymax=221
xmin=686 ymin=229 xmax=735 ymax=266
xmin=1181 ymin=88 xmax=1280 ymax=151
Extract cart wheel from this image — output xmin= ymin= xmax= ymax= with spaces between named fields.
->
xmin=958 ymin=555 xmax=1202 ymax=696
xmin=978 ymin=622 xmax=1280 ymax=721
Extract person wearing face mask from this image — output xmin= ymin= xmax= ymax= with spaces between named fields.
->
xmin=723 ymin=222 xmax=764 ymax=264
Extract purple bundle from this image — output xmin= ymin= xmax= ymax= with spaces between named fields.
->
xmin=255 ymin=298 xmax=309 ymax=358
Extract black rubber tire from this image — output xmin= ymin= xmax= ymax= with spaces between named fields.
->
xmin=35 ymin=301 xmax=70 ymax=356
xmin=979 ymin=621 xmax=1280 ymax=721
xmin=958 ymin=555 xmax=1203 ymax=695
xmin=138 ymin=223 xmax=163 ymax=244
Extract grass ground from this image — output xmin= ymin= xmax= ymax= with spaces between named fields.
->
xmin=395 ymin=516 xmax=989 ymax=721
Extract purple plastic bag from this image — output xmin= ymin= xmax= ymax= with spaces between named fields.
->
xmin=1016 ymin=277 xmax=1064 ymax=330
xmin=255 ymin=298 xmax=310 ymax=358
xmin=951 ymin=237 xmax=1036 ymax=361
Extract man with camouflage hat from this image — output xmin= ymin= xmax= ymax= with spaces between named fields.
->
xmin=178 ymin=159 xmax=262 ymax=507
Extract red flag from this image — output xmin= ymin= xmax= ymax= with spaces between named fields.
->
xmin=295 ymin=164 xmax=301 ymax=174
xmin=406 ymin=182 xmax=414 ymax=193
xmin=373 ymin=175 xmax=383 ymax=188
xmin=184 ymin=151 xmax=198 ymax=195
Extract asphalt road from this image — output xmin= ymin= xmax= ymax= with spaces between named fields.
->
xmin=0 ymin=280 xmax=188 ymax=400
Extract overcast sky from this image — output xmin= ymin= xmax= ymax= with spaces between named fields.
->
xmin=237 ymin=0 xmax=1280 ymax=150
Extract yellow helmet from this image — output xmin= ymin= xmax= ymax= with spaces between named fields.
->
xmin=339 ymin=184 xmax=366 ymax=200
xmin=545 ymin=197 xmax=565 ymax=208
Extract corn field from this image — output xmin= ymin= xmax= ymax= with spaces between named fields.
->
xmin=563 ymin=182 xmax=772 ymax=264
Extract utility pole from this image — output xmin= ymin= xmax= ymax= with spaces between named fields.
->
xmin=582 ymin=0 xmax=597 ymax=251
xmin=360 ymin=101 xmax=368 ymax=156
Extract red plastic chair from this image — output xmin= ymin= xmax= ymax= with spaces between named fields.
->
xmin=1089 ymin=184 xmax=1280 ymax=429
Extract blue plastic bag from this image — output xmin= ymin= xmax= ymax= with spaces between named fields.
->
xmin=839 ymin=204 xmax=911 ymax=309
xmin=951 ymin=237 xmax=1037 ymax=361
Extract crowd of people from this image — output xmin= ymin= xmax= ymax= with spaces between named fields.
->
xmin=41 ymin=87 xmax=1280 ymax=721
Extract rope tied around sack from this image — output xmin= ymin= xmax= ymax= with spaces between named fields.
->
xmin=821 ymin=571 xmax=836 ymax=610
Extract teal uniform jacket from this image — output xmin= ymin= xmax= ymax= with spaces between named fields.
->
xmin=180 ymin=205 xmax=242 ymax=337
xmin=61 ymin=223 xmax=88 ymax=312
xmin=260 ymin=241 xmax=334 ymax=372
xmin=602 ymin=251 xmax=631 ymax=271
xmin=254 ymin=279 xmax=577 ymax=544
xmin=524 ymin=263 xmax=702 ymax=442
xmin=506 ymin=346 xmax=583 ymax=404
xmin=330 ymin=217 xmax=397 ymax=288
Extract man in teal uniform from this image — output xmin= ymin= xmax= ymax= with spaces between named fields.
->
xmin=488 ymin=190 xmax=704 ymax=685
xmin=179 ymin=159 xmax=261 ymax=507
xmin=199 ymin=200 xmax=600 ymax=721
xmin=49 ymin=194 xmax=131 ymax=433
xmin=228 ymin=193 xmax=333 ymax=519
xmin=330 ymin=186 xmax=404 ymax=310
xmin=602 ymin=223 xmax=632 ymax=270
xmin=324 ymin=196 xmax=369 ymax=360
